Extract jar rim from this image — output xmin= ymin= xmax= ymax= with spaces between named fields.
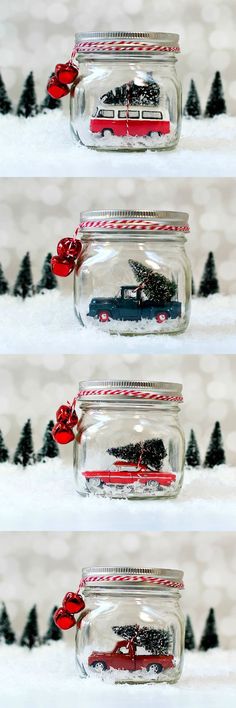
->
xmin=78 ymin=380 xmax=183 ymax=402
xmin=82 ymin=566 xmax=184 ymax=585
xmin=75 ymin=32 xmax=180 ymax=48
xmin=80 ymin=210 xmax=189 ymax=229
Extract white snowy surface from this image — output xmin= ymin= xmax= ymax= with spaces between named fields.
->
xmin=0 ymin=113 xmax=236 ymax=177
xmin=0 ymin=292 xmax=235 ymax=354
xmin=0 ymin=459 xmax=235 ymax=531
xmin=0 ymin=644 xmax=235 ymax=708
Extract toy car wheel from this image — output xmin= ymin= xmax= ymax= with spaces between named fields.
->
xmin=156 ymin=312 xmax=168 ymax=324
xmin=146 ymin=663 xmax=163 ymax=674
xmin=101 ymin=129 xmax=114 ymax=137
xmin=87 ymin=477 xmax=102 ymax=490
xmin=146 ymin=480 xmax=161 ymax=492
xmin=91 ymin=660 xmax=107 ymax=672
xmin=148 ymin=131 xmax=157 ymax=138
xmin=98 ymin=311 xmax=110 ymax=323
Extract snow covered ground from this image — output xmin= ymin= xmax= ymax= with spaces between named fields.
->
xmin=0 ymin=113 xmax=236 ymax=177
xmin=0 ymin=292 xmax=235 ymax=354
xmin=0 ymin=459 xmax=235 ymax=531
xmin=0 ymin=644 xmax=235 ymax=708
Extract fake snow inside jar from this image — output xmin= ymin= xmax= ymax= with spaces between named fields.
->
xmin=51 ymin=211 xmax=191 ymax=336
xmin=53 ymin=567 xmax=185 ymax=685
xmin=70 ymin=33 xmax=182 ymax=151
xmin=73 ymin=380 xmax=185 ymax=500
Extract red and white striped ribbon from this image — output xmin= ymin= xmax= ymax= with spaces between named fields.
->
xmin=72 ymin=41 xmax=180 ymax=56
xmin=75 ymin=219 xmax=189 ymax=235
xmin=76 ymin=388 xmax=183 ymax=402
xmin=78 ymin=574 xmax=184 ymax=590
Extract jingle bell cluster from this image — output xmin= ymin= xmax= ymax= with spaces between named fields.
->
xmin=47 ymin=61 xmax=79 ymax=99
xmin=54 ymin=591 xmax=85 ymax=630
xmin=52 ymin=404 xmax=78 ymax=444
xmin=51 ymin=237 xmax=82 ymax=277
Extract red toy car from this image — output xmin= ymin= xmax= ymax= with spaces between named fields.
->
xmin=83 ymin=460 xmax=176 ymax=490
xmin=90 ymin=105 xmax=170 ymax=138
xmin=88 ymin=639 xmax=174 ymax=674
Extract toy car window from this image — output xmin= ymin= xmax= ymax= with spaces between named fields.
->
xmin=118 ymin=110 xmax=140 ymax=118
xmin=98 ymin=109 xmax=114 ymax=118
xmin=124 ymin=289 xmax=137 ymax=299
xmin=142 ymin=110 xmax=163 ymax=119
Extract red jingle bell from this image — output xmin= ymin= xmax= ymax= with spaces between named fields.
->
xmin=51 ymin=255 xmax=75 ymax=277
xmin=54 ymin=607 xmax=76 ymax=630
xmin=62 ymin=592 xmax=85 ymax=615
xmin=56 ymin=404 xmax=72 ymax=424
xmin=57 ymin=237 xmax=82 ymax=260
xmin=55 ymin=62 xmax=78 ymax=85
xmin=47 ymin=75 xmax=69 ymax=99
xmin=52 ymin=423 xmax=75 ymax=444
xmin=67 ymin=410 xmax=78 ymax=428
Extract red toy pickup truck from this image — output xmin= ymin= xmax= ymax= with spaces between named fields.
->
xmin=88 ymin=639 xmax=174 ymax=674
xmin=83 ymin=460 xmax=176 ymax=490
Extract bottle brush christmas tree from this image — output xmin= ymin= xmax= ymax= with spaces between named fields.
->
xmin=204 ymin=421 xmax=226 ymax=468
xmin=112 ymin=624 xmax=170 ymax=654
xmin=199 ymin=608 xmax=219 ymax=651
xmin=128 ymin=259 xmax=177 ymax=305
xmin=13 ymin=419 xmax=35 ymax=467
xmin=184 ymin=615 xmax=195 ymax=650
xmin=0 ymin=603 xmax=15 ymax=644
xmin=185 ymin=429 xmax=201 ymax=467
xmin=108 ymin=438 xmax=167 ymax=470
xmin=20 ymin=605 xmax=40 ymax=649
xmin=184 ymin=79 xmax=201 ymax=118
xmin=37 ymin=420 xmax=59 ymax=462
xmin=43 ymin=606 xmax=63 ymax=644
xmin=101 ymin=75 xmax=161 ymax=106
xmin=36 ymin=253 xmax=58 ymax=293
xmin=0 ymin=429 xmax=9 ymax=463
xmin=205 ymin=71 xmax=226 ymax=118
xmin=0 ymin=73 xmax=12 ymax=115
xmin=13 ymin=252 xmax=35 ymax=299
xmin=16 ymin=71 xmax=38 ymax=118
xmin=40 ymin=75 xmax=62 ymax=112
xmin=198 ymin=252 xmax=219 ymax=297
xmin=0 ymin=263 xmax=9 ymax=295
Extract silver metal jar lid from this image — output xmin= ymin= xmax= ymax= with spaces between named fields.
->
xmin=78 ymin=380 xmax=183 ymax=402
xmin=80 ymin=210 xmax=189 ymax=229
xmin=75 ymin=32 xmax=180 ymax=52
xmin=82 ymin=566 xmax=184 ymax=589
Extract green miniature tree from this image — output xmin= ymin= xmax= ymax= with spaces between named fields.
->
xmin=129 ymin=259 xmax=177 ymax=304
xmin=20 ymin=605 xmax=40 ymax=649
xmin=199 ymin=608 xmax=219 ymax=651
xmin=36 ymin=253 xmax=58 ymax=293
xmin=204 ymin=71 xmax=226 ymax=118
xmin=42 ymin=606 xmax=63 ymax=643
xmin=0 ymin=429 xmax=9 ymax=463
xmin=13 ymin=253 xmax=35 ymax=299
xmin=184 ymin=80 xmax=201 ymax=118
xmin=17 ymin=72 xmax=38 ymax=118
xmin=204 ymin=422 xmax=226 ymax=468
xmin=37 ymin=421 xmax=59 ymax=462
xmin=13 ymin=420 xmax=35 ymax=467
xmin=0 ymin=73 xmax=12 ymax=114
xmin=108 ymin=438 xmax=167 ymax=470
xmin=198 ymin=252 xmax=219 ymax=297
xmin=0 ymin=263 xmax=9 ymax=295
xmin=185 ymin=615 xmax=195 ymax=650
xmin=0 ymin=603 xmax=15 ymax=644
xmin=112 ymin=624 xmax=170 ymax=654
xmin=185 ymin=430 xmax=201 ymax=467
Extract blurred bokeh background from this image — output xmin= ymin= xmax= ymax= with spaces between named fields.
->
xmin=0 ymin=354 xmax=235 ymax=463
xmin=0 ymin=177 xmax=236 ymax=294
xmin=0 ymin=531 xmax=235 ymax=648
xmin=0 ymin=0 xmax=236 ymax=113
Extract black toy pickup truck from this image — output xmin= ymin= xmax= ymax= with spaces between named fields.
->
xmin=88 ymin=286 xmax=181 ymax=323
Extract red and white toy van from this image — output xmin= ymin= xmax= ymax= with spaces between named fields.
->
xmin=90 ymin=104 xmax=170 ymax=138
xmin=83 ymin=460 xmax=176 ymax=489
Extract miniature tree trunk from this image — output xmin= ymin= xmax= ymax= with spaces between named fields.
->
xmin=0 ymin=263 xmax=9 ymax=295
xmin=0 ymin=73 xmax=12 ymax=114
xmin=107 ymin=438 xmax=167 ymax=470
xmin=198 ymin=252 xmax=219 ymax=297
xmin=112 ymin=624 xmax=170 ymax=654
xmin=13 ymin=419 xmax=35 ymax=467
xmin=199 ymin=608 xmax=219 ymax=651
xmin=101 ymin=76 xmax=161 ymax=106
xmin=37 ymin=420 xmax=59 ymax=461
xmin=17 ymin=71 xmax=38 ymax=118
xmin=36 ymin=254 xmax=58 ymax=293
xmin=0 ymin=429 xmax=9 ymax=463
xmin=13 ymin=252 xmax=35 ymax=299
xmin=204 ymin=421 xmax=226 ymax=468
xmin=0 ymin=604 xmax=15 ymax=644
xmin=129 ymin=259 xmax=177 ymax=304
xmin=42 ymin=606 xmax=63 ymax=643
xmin=184 ymin=80 xmax=201 ymax=118
xmin=185 ymin=430 xmax=201 ymax=467
xmin=184 ymin=616 xmax=195 ymax=650
xmin=204 ymin=71 xmax=226 ymax=118
xmin=20 ymin=606 xmax=40 ymax=649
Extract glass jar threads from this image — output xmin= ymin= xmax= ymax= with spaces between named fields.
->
xmin=70 ymin=32 xmax=182 ymax=151
xmin=73 ymin=210 xmax=191 ymax=336
xmin=74 ymin=380 xmax=185 ymax=500
xmin=74 ymin=567 xmax=185 ymax=684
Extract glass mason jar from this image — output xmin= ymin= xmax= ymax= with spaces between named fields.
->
xmin=76 ymin=567 xmax=185 ymax=684
xmin=74 ymin=210 xmax=191 ymax=336
xmin=70 ymin=32 xmax=182 ymax=151
xmin=74 ymin=380 xmax=185 ymax=500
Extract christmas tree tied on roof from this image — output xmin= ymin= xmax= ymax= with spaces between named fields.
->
xmin=199 ymin=608 xmax=219 ymax=651
xmin=204 ymin=421 xmax=226 ymax=468
xmin=112 ymin=624 xmax=171 ymax=655
xmin=0 ymin=603 xmax=15 ymax=645
xmin=128 ymin=259 xmax=177 ymax=305
xmin=107 ymin=438 xmax=167 ymax=471
xmin=101 ymin=72 xmax=161 ymax=107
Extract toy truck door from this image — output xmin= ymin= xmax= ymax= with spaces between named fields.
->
xmin=112 ymin=641 xmax=135 ymax=670
xmin=120 ymin=287 xmax=141 ymax=320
